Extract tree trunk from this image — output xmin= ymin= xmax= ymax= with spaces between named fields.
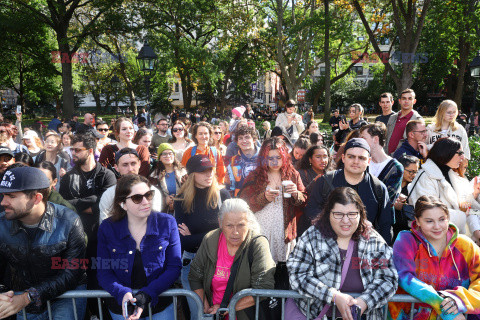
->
xmin=322 ymin=0 xmax=331 ymax=122
xmin=58 ymin=37 xmax=75 ymax=119
xmin=454 ymin=36 xmax=470 ymax=110
xmin=115 ymin=40 xmax=137 ymax=115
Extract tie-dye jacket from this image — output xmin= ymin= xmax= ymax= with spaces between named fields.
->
xmin=389 ymin=223 xmax=480 ymax=320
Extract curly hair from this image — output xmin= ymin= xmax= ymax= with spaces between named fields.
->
xmin=252 ymin=137 xmax=295 ymax=187
xmin=191 ymin=121 xmax=213 ymax=145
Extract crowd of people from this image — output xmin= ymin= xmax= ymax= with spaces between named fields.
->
xmin=0 ymin=89 xmax=479 ymax=320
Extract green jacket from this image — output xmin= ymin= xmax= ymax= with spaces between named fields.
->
xmin=48 ymin=190 xmax=77 ymax=213
xmin=188 ymin=228 xmax=276 ymax=319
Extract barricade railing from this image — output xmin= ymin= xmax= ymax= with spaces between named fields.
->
xmin=16 ymin=288 xmax=205 ymax=320
xmin=226 ymin=289 xmax=422 ymax=320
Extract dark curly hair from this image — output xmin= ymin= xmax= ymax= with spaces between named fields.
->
xmin=313 ymin=187 xmax=367 ymax=240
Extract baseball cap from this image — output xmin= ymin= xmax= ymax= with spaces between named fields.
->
xmin=344 ymin=138 xmax=371 ymax=154
xmin=0 ymin=167 xmax=50 ymax=193
xmin=186 ymin=154 xmax=214 ymax=174
xmin=115 ymin=148 xmax=140 ymax=163
xmin=22 ymin=130 xmax=38 ymax=141
xmin=0 ymin=146 xmax=14 ymax=158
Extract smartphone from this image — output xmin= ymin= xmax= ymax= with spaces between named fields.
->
xmin=350 ymin=305 xmax=361 ymax=320
xmin=123 ymin=300 xmax=136 ymax=318
xmin=16 ymin=105 xmax=21 ymax=114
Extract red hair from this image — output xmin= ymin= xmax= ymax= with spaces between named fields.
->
xmin=254 ymin=137 xmax=295 ymax=186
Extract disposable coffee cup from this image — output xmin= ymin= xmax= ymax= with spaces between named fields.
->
xmin=282 ymin=180 xmax=293 ymax=198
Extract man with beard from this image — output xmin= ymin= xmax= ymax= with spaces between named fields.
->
xmin=59 ymin=133 xmax=115 ymax=311
xmin=0 ymin=147 xmax=15 ymax=179
xmin=0 ymin=167 xmax=87 ymax=319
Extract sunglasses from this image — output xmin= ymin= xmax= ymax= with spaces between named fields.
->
xmin=71 ymin=147 xmax=87 ymax=153
xmin=97 ymin=128 xmax=108 ymax=132
xmin=126 ymin=190 xmax=155 ymax=204
xmin=456 ymin=151 xmax=465 ymax=156
xmin=172 ymin=128 xmax=184 ymax=133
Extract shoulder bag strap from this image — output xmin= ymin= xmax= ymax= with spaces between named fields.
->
xmin=220 ymin=252 xmax=243 ymax=309
xmin=317 ymin=239 xmax=355 ymax=318
xmin=405 ymin=171 xmax=425 ymax=201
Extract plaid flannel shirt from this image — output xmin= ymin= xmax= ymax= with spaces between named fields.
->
xmin=287 ymin=226 xmax=398 ymax=320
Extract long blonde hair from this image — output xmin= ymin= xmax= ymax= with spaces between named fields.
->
xmin=433 ymin=100 xmax=459 ymax=131
xmin=176 ymin=172 xmax=221 ymax=214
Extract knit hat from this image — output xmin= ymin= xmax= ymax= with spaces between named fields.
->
xmin=157 ymin=143 xmax=175 ymax=157
xmin=344 ymin=138 xmax=371 ymax=154
xmin=232 ymin=106 xmax=246 ymax=118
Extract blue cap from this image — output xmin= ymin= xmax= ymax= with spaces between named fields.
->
xmin=0 ymin=167 xmax=51 ymax=193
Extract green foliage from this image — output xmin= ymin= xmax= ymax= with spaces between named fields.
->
xmin=467 ymin=136 xmax=480 ymax=180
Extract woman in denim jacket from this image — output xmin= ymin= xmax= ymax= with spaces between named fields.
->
xmin=97 ymin=174 xmax=182 ymax=320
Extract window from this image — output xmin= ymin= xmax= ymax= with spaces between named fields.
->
xmin=353 ymin=66 xmax=364 ymax=76
xmin=174 ymin=83 xmax=179 ymax=92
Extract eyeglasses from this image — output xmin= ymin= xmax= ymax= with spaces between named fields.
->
xmin=332 ymin=212 xmax=359 ymax=220
xmin=456 ymin=151 xmax=465 ymax=156
xmin=126 ymin=190 xmax=155 ymax=204
xmin=404 ymin=169 xmax=418 ymax=175
xmin=97 ymin=128 xmax=108 ymax=132
xmin=161 ymin=151 xmax=174 ymax=157
xmin=413 ymin=130 xmax=427 ymax=134
xmin=71 ymin=147 xmax=87 ymax=153
xmin=172 ymin=128 xmax=184 ymax=133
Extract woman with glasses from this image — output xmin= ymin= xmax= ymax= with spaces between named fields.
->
xmin=181 ymin=121 xmax=226 ymax=184
xmin=393 ymin=155 xmax=420 ymax=240
xmin=169 ymin=120 xmax=194 ymax=162
xmin=100 ymin=117 xmax=150 ymax=177
xmin=96 ymin=121 xmax=114 ymax=153
xmin=174 ymin=154 xmax=231 ymax=319
xmin=149 ymin=143 xmax=186 ymax=214
xmin=427 ymin=100 xmax=470 ymax=160
xmin=97 ymin=174 xmax=182 ymax=320
xmin=407 ymin=137 xmax=478 ymax=234
xmin=240 ymin=137 xmax=306 ymax=289
xmin=287 ymin=187 xmax=398 ymax=320
xmin=212 ymin=125 xmax=227 ymax=156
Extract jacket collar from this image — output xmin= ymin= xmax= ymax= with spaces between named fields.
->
xmin=204 ymin=228 xmax=254 ymax=262
xmin=10 ymin=202 xmax=55 ymax=235
xmin=116 ymin=212 xmax=159 ymax=239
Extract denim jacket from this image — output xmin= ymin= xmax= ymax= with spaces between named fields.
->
xmin=97 ymin=211 xmax=182 ymax=306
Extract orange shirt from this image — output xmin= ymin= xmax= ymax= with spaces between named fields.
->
xmin=181 ymin=145 xmax=226 ymax=184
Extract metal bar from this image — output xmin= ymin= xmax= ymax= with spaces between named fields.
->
xmin=22 ymin=308 xmax=27 ymax=320
xmin=306 ymin=299 xmax=311 ymax=320
xmin=97 ymin=298 xmax=104 ymax=320
xmin=281 ymin=297 xmax=285 ymax=320
xmin=383 ymin=304 xmax=388 ymax=320
xmin=256 ymin=296 xmax=260 ymax=319
xmin=72 ymin=297 xmax=78 ymax=320
xmin=173 ymin=296 xmax=178 ymax=320
xmin=148 ymin=303 xmax=153 ymax=320
xmin=46 ymin=300 xmax=52 ymax=320
xmin=410 ymin=302 xmax=415 ymax=320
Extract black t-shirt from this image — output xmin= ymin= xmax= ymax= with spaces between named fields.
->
xmin=78 ymin=167 xmax=97 ymax=196
xmin=375 ymin=113 xmax=394 ymax=126
xmin=329 ymin=115 xmax=343 ymax=130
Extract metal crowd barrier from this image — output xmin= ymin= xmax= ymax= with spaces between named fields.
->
xmin=16 ymin=288 xmax=205 ymax=320
xmin=226 ymin=289 xmax=422 ymax=320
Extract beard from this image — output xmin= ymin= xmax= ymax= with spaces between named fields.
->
xmin=4 ymin=199 xmax=35 ymax=221
xmin=73 ymin=156 xmax=87 ymax=166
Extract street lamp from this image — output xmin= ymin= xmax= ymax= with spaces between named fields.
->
xmin=110 ymin=75 xmax=120 ymax=113
xmin=469 ymin=53 xmax=480 ymax=112
xmin=136 ymin=40 xmax=158 ymax=114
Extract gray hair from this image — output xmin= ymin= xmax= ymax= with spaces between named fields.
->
xmin=218 ymin=199 xmax=261 ymax=234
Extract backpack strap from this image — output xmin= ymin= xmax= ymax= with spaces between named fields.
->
xmin=190 ymin=145 xmax=197 ymax=157
xmin=377 ymin=159 xmax=397 ymax=181
xmin=247 ymin=235 xmax=268 ymax=268
xmin=321 ymin=171 xmax=336 ymax=200
xmin=368 ymin=173 xmax=388 ymax=227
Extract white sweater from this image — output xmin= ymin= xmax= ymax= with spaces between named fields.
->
xmin=408 ymin=159 xmax=468 ymax=234
xmin=275 ymin=112 xmax=305 ymax=142
xmin=426 ymin=123 xmax=470 ymax=159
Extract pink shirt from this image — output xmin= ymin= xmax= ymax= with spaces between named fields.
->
xmin=212 ymin=233 xmax=235 ymax=306
xmin=388 ymin=111 xmax=414 ymax=154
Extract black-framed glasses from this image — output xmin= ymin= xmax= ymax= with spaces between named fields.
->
xmin=456 ymin=151 xmax=465 ymax=156
xmin=97 ymin=128 xmax=108 ymax=132
xmin=126 ymin=190 xmax=155 ymax=204
xmin=172 ymin=128 xmax=184 ymax=133
xmin=332 ymin=212 xmax=359 ymax=220
xmin=404 ymin=169 xmax=418 ymax=175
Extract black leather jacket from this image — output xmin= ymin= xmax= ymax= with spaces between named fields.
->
xmin=0 ymin=202 xmax=87 ymax=313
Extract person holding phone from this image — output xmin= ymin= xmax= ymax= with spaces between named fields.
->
xmin=287 ymin=187 xmax=398 ymax=320
xmin=97 ymin=174 xmax=182 ymax=320
xmin=275 ymin=99 xmax=305 ymax=143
